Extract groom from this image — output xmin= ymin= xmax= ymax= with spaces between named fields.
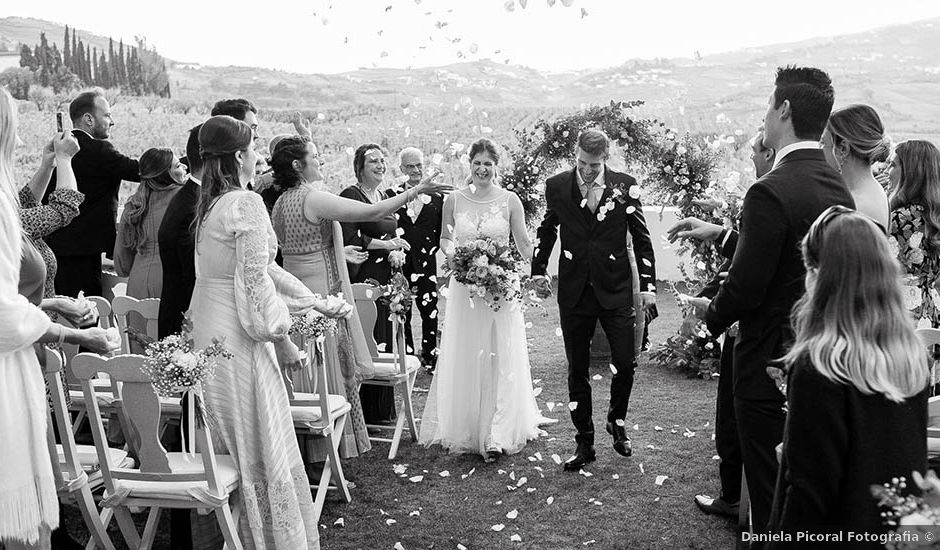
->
xmin=532 ymin=129 xmax=656 ymax=471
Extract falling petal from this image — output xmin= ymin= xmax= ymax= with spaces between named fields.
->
xmin=386 ymin=518 xmax=397 ymax=526
xmin=492 ymin=524 xmax=506 ymax=532
xmin=609 ymin=364 xmax=618 ymax=375
xmin=439 ymin=470 xmax=450 ymax=477
xmin=591 ymin=374 xmax=602 ymax=380
xmin=568 ymin=401 xmax=578 ymax=411
xmin=409 ymin=475 xmax=424 ymax=483
xmin=333 ymin=517 xmax=345 ymax=527
xmin=555 ymin=327 xmax=563 ymax=337
xmin=580 ymin=7 xmax=588 ymax=17
xmin=506 ymin=509 xmax=519 ymax=519
xmin=551 ymin=454 xmax=562 ymax=464
xmin=511 ymin=534 xmax=523 ymax=542
xmin=655 ymin=475 xmax=668 ymax=486
xmin=547 ymin=496 xmax=555 ymax=504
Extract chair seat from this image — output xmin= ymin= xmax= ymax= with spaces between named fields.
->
xmin=370 ymin=355 xmax=421 ymax=378
xmin=69 ymin=389 xmax=117 ymax=408
xmin=58 ymin=445 xmax=130 ymax=473
xmin=112 ymin=454 xmax=239 ymax=501
xmin=290 ymin=393 xmax=351 ymax=423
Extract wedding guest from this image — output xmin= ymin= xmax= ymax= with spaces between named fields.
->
xmin=270 ymin=136 xmax=451 ymax=459
xmin=189 ymin=115 xmax=350 ymax=549
xmin=768 ymin=207 xmax=929 ymax=548
xmin=0 ymin=87 xmax=116 ymax=550
xmin=670 ymin=129 xmax=776 ymax=519
xmin=340 ymin=144 xmax=411 ymax=425
xmin=396 ymin=146 xmax=444 ymax=369
xmin=699 ymin=66 xmax=854 ymax=536
xmin=45 ymin=88 xmax=140 ymax=298
xmin=821 ymin=104 xmax=891 ymax=228
xmin=886 ymin=140 xmax=940 ymax=329
xmin=114 ymin=148 xmax=185 ymax=348
xmin=158 ymin=98 xmax=258 ymax=339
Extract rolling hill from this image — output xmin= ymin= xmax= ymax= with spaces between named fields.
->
xmin=2 ymin=15 xmax=939 ymax=140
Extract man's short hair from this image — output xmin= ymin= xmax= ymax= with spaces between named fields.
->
xmin=577 ymin=129 xmax=609 ymax=157
xmin=399 ymin=146 xmax=423 ymax=165
xmin=68 ymin=88 xmax=106 ymax=122
xmin=210 ymin=98 xmax=257 ymax=121
xmin=773 ymin=66 xmax=834 ymax=141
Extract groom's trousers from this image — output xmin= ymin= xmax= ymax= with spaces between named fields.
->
xmin=559 ymin=285 xmax=636 ymax=446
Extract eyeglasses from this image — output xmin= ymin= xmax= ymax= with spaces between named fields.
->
xmin=402 ymin=163 xmax=423 ymax=170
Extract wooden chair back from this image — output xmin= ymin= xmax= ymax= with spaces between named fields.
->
xmin=111 ymin=296 xmax=161 ymax=354
xmin=71 ymin=353 xmax=225 ymax=495
xmin=42 ymin=346 xmax=81 ymax=487
xmin=351 ymin=283 xmax=408 ymax=376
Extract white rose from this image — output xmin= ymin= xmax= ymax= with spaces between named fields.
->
xmin=174 ymin=351 xmax=198 ymax=371
xmin=910 ymin=232 xmax=924 ymax=250
xmin=628 ymin=185 xmax=641 ymax=199
xmin=473 ymin=254 xmax=489 ymax=267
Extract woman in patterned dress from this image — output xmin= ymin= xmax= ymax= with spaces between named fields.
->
xmin=886 ymin=140 xmax=940 ymax=329
xmin=189 ymin=116 xmax=352 ymax=549
xmin=269 ymin=136 xmax=451 ymax=458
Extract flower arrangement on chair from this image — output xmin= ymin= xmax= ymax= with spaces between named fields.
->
xmin=290 ymin=296 xmax=341 ymax=373
xmin=871 ymin=470 xmax=940 ymax=547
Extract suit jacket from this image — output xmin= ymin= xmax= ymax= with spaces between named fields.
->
xmin=697 ymin=229 xmax=738 ymax=299
xmin=157 ymin=177 xmax=199 ymax=338
xmin=339 ymin=186 xmax=397 ymax=284
xmin=704 ymin=149 xmax=854 ymax=400
xmin=396 ymin=192 xmax=443 ymax=275
xmin=532 ymin=167 xmax=656 ymax=310
xmin=45 ymin=130 xmax=140 ymax=257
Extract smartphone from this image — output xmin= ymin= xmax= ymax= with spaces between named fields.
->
xmin=56 ymin=111 xmax=64 ymax=133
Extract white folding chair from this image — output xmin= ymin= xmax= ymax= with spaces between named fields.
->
xmin=352 ymin=283 xmax=422 ymax=459
xmin=72 ymin=352 xmax=242 ymax=550
xmin=42 ymin=346 xmax=128 ymax=550
xmin=110 ymin=296 xmax=160 ymax=354
xmin=284 ymin=337 xmax=353 ymax=521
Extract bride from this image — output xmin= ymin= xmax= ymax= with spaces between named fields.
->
xmin=419 ymin=138 xmax=547 ymax=462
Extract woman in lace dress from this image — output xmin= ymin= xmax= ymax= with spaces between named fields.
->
xmin=270 ymin=136 xmax=451 ymax=459
xmin=886 ymin=140 xmax=940 ymax=329
xmin=420 ymin=138 xmax=545 ymax=462
xmin=189 ymin=116 xmax=351 ymax=549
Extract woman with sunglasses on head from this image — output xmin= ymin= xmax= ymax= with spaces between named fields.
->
xmin=269 ymin=136 xmax=452 ymax=460
xmin=767 ymin=206 xmax=929 ymax=548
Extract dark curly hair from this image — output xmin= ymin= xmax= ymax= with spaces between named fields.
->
xmin=270 ymin=136 xmax=312 ymax=189
xmin=773 ymin=66 xmax=835 ymax=141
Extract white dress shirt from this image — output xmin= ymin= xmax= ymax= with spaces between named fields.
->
xmin=771 ymin=140 xmax=821 ymax=171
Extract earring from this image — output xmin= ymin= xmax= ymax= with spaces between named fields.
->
xmin=836 ymin=154 xmax=845 ymax=174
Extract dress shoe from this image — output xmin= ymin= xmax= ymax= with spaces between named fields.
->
xmin=562 ymin=443 xmax=596 ymax=471
xmin=606 ymin=421 xmax=633 ymax=457
xmin=694 ymin=494 xmax=740 ymax=518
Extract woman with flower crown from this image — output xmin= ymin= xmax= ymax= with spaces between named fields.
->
xmin=419 ymin=138 xmax=548 ymax=463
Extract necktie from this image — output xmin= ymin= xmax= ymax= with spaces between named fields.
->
xmin=585 ymin=183 xmax=599 ymax=213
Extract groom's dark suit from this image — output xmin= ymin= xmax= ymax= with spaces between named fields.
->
xmin=533 ymin=167 xmax=656 ymax=446
xmin=704 ymin=148 xmax=853 ymax=534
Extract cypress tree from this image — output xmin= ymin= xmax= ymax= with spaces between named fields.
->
xmin=63 ymin=26 xmax=71 ymax=68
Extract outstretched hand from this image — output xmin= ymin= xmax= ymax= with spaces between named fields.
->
xmin=416 ymin=170 xmax=454 ymax=196
xmin=665 ymin=217 xmax=724 ymax=243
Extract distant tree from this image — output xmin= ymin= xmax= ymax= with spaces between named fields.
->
xmin=49 ymin=64 xmax=80 ymax=93
xmin=92 ymin=47 xmax=99 ymax=85
xmin=19 ymin=44 xmax=38 ymax=71
xmin=98 ymin=51 xmax=111 ymax=88
xmin=37 ymin=33 xmax=49 ymax=87
xmin=75 ymin=40 xmax=85 ymax=84
xmin=71 ymin=32 xmax=78 ymax=73
xmin=85 ymin=47 xmax=92 ymax=83
xmin=0 ymin=67 xmax=35 ymax=99
xmin=116 ymin=39 xmax=126 ymax=86
xmin=63 ymin=26 xmax=71 ymax=68
xmin=28 ymin=85 xmax=54 ymax=111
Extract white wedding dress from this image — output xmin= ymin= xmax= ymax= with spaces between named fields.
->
xmin=419 ymin=189 xmax=544 ymax=458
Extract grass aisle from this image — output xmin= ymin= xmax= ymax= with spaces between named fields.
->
xmin=320 ymin=286 xmax=737 ymax=550
xmin=62 ymin=283 xmax=738 ymax=549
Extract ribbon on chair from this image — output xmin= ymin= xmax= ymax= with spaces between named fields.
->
xmin=179 ymin=386 xmax=206 ymax=459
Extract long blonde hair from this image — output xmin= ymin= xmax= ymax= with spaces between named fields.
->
xmin=0 ymin=87 xmax=18 ymax=208
xmin=783 ymin=206 xmax=928 ymax=402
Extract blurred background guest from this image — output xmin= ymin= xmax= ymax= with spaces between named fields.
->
xmin=396 ymin=146 xmax=444 ymax=371
xmin=821 ymin=104 xmax=891 ymax=228
xmin=769 ymin=207 xmax=929 ymax=547
xmin=340 ymin=144 xmax=411 ymax=425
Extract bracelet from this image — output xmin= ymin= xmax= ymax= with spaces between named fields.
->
xmin=57 ymin=325 xmax=67 ymax=346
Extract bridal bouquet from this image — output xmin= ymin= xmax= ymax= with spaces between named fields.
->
xmin=871 ymin=470 xmax=940 ymax=547
xmin=446 ymin=238 xmax=523 ymax=311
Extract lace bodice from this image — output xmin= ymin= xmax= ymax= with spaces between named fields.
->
xmin=453 ymin=189 xmax=512 ymax=246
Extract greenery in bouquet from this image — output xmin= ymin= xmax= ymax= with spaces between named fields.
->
xmin=446 ymin=238 xmax=523 ymax=311
xmin=140 ymin=329 xmax=232 ymax=399
xmin=872 ymin=470 xmax=940 ymax=548
xmin=378 ymin=270 xmax=415 ymax=323
xmin=290 ymin=304 xmax=339 ymax=342
xmin=648 ymin=284 xmax=722 ymax=379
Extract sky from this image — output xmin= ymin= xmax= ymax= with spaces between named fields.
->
xmin=6 ymin=0 xmax=940 ymax=74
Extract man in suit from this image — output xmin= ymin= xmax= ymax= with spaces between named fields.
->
xmin=158 ymin=98 xmax=259 ymax=339
xmin=396 ymin=147 xmax=444 ymax=369
xmin=694 ymin=66 xmax=854 ymax=537
xmin=532 ymin=129 xmax=656 ymax=471
xmin=668 ymin=130 xmax=777 ymax=519
xmin=45 ymin=88 xmax=140 ymax=298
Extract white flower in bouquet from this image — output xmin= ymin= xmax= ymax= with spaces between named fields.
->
xmin=899 ymin=512 xmax=933 ymax=526
xmin=172 ymin=351 xmax=198 ymax=371
xmin=388 ymin=249 xmax=407 ymax=265
xmin=473 ymin=254 xmax=490 ymax=267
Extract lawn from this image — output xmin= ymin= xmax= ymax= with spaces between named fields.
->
xmin=64 ymin=282 xmax=737 ymax=549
